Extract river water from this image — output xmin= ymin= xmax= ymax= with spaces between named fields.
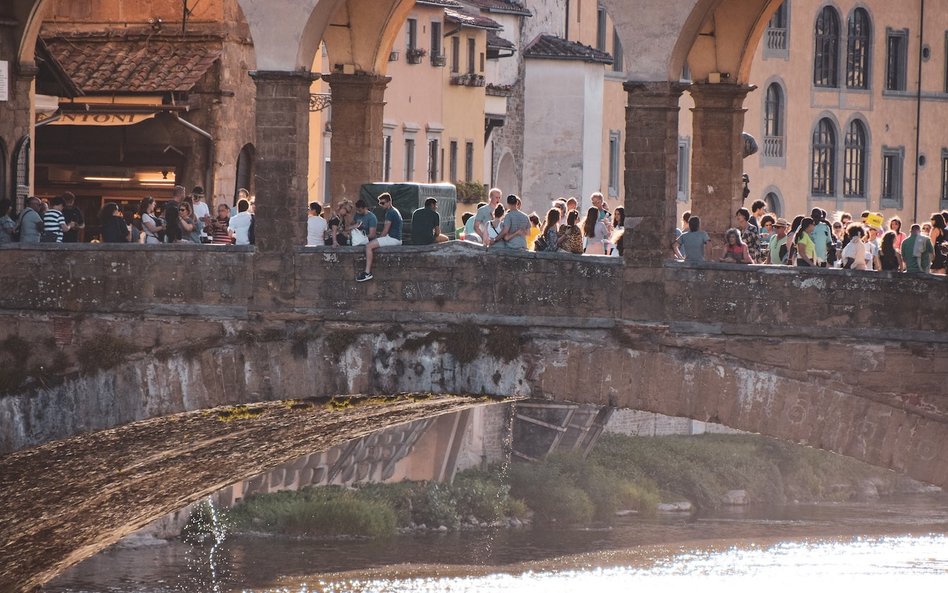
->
xmin=44 ymin=493 xmax=948 ymax=593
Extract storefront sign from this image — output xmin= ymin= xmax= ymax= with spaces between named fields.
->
xmin=0 ymin=61 xmax=9 ymax=102
xmin=37 ymin=111 xmax=157 ymax=126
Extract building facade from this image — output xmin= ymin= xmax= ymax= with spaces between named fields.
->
xmin=738 ymin=0 xmax=948 ymax=224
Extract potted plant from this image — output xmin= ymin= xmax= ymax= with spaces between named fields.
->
xmin=406 ymin=47 xmax=427 ymax=64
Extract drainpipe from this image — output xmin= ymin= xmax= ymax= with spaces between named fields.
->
xmin=913 ymin=0 xmax=924 ymax=223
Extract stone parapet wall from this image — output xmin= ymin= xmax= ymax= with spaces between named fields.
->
xmin=0 ymin=242 xmax=943 ymax=336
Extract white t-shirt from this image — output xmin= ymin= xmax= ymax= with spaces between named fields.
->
xmin=228 ymin=211 xmax=253 ymax=245
xmin=193 ymin=201 xmax=210 ymax=236
xmin=307 ymin=216 xmax=328 ymax=246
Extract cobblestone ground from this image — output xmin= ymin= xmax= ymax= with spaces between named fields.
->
xmin=0 ymin=394 xmax=490 ymax=593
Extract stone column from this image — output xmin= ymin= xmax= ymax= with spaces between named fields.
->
xmin=249 ymin=70 xmax=318 ymax=252
xmin=623 ymin=81 xmax=689 ymax=267
xmin=325 ymin=74 xmax=390 ymax=203
xmin=0 ymin=62 xmax=37 ymax=207
xmin=689 ymin=83 xmax=755 ymax=247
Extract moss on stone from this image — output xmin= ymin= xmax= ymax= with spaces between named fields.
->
xmin=78 ymin=334 xmax=133 ymax=373
xmin=325 ymin=330 xmax=360 ymax=357
xmin=216 ymin=404 xmax=265 ymax=422
xmin=485 ymin=326 xmax=523 ymax=362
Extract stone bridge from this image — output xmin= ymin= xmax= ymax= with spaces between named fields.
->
xmin=0 ymin=242 xmax=946 ymax=591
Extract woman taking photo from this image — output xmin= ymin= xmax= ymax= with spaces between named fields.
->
xmin=178 ymin=201 xmax=201 ymax=243
xmin=99 ymin=203 xmax=131 ymax=243
xmin=209 ymin=204 xmax=234 ymax=244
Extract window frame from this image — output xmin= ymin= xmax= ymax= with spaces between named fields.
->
xmin=430 ymin=21 xmax=443 ymax=59
xmin=451 ymin=36 xmax=460 ymax=73
xmin=885 ymin=28 xmax=909 ymax=92
xmin=762 ymin=81 xmax=786 ymax=165
xmin=612 ymin=28 xmax=624 ymax=72
xmin=813 ymin=6 xmax=841 ymax=88
xmin=811 ymin=118 xmax=838 ymax=197
xmin=880 ymin=145 xmax=904 ymax=208
xmin=941 ymin=149 xmax=948 ymax=208
xmin=406 ymin=18 xmax=418 ymax=51
xmin=449 ymin=140 xmax=458 ymax=182
xmin=467 ymin=38 xmax=476 ymax=74
xmin=427 ymin=138 xmax=440 ymax=183
xmin=464 ymin=141 xmax=474 ymax=183
xmin=846 ymin=8 xmax=872 ymax=90
xmin=383 ymin=134 xmax=393 ymax=182
xmin=764 ymin=2 xmax=790 ymax=59
xmin=843 ymin=118 xmax=868 ymax=199
xmin=596 ymin=6 xmax=607 ymax=51
xmin=608 ymin=130 xmax=621 ymax=198
xmin=677 ymin=137 xmax=691 ymax=202
xmin=404 ymin=137 xmax=416 ymax=182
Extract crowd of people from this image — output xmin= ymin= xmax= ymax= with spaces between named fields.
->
xmin=673 ymin=199 xmax=948 ymax=275
xmin=0 ymin=187 xmax=257 ymax=246
xmin=4 ymin=185 xmax=946 ymax=279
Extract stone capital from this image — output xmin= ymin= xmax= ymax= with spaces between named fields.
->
xmin=324 ymin=73 xmax=391 ymax=103
xmin=249 ymin=69 xmax=320 ymax=83
xmin=689 ymin=82 xmax=756 ymax=111
xmin=624 ymin=80 xmax=691 ymax=109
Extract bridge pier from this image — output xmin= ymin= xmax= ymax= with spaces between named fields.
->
xmin=249 ymin=70 xmax=319 ymax=252
xmin=623 ymin=81 xmax=689 ymax=267
xmin=326 ymin=73 xmax=391 ymax=203
xmin=689 ymin=83 xmax=755 ymax=245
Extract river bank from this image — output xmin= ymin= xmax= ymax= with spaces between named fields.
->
xmin=184 ymin=433 xmax=935 ymax=541
xmin=45 ymin=493 xmax=948 ymax=593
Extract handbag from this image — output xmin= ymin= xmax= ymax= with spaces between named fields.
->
xmin=350 ymin=228 xmax=369 ymax=246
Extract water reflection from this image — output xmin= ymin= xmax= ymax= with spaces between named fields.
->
xmin=45 ymin=495 xmax=948 ymax=593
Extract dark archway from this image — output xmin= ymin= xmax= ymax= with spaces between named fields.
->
xmin=235 ymin=143 xmax=255 ymax=203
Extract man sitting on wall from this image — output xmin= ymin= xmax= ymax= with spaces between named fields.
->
xmin=411 ymin=198 xmax=449 ymax=245
xmin=357 ymin=192 xmax=403 ymax=282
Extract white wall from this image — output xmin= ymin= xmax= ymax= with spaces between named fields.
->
xmin=522 ymin=58 xmax=605 ymax=213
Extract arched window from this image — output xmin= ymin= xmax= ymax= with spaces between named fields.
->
xmin=811 ymin=118 xmax=836 ymax=196
xmin=12 ymin=135 xmax=30 ymax=211
xmin=844 ymin=120 xmax=867 ymax=198
xmin=764 ymin=191 xmax=783 ymax=217
xmin=814 ymin=6 xmax=840 ymax=87
xmin=235 ymin=143 xmax=255 ymax=205
xmin=846 ymin=8 xmax=871 ymax=89
xmin=763 ymin=83 xmax=784 ymax=158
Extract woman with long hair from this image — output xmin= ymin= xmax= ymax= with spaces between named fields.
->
xmin=163 ymin=201 xmax=182 ymax=243
xmin=558 ymin=209 xmax=583 ymax=254
xmin=719 ymin=228 xmax=752 ymax=264
xmin=879 ymin=230 xmax=903 ymax=271
xmin=930 ymin=212 xmax=947 ymax=274
xmin=137 ymin=196 xmax=165 ymax=244
xmin=888 ymin=217 xmax=906 ymax=249
xmin=535 ymin=208 xmax=561 ymax=252
xmin=581 ymin=206 xmax=608 ymax=255
xmin=99 ymin=203 xmax=130 ymax=243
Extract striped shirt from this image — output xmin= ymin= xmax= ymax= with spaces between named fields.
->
xmin=42 ymin=209 xmax=66 ymax=242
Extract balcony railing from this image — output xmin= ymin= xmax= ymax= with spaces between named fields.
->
xmin=763 ymin=135 xmax=784 ymax=159
xmin=766 ymin=28 xmax=787 ymax=51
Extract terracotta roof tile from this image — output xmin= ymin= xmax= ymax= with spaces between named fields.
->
xmin=43 ymin=35 xmax=221 ymax=93
xmin=416 ymin=0 xmax=463 ymax=7
xmin=464 ymin=0 xmax=532 ymax=16
xmin=445 ymin=8 xmax=503 ymax=30
xmin=522 ymin=34 xmax=613 ymax=65
xmin=487 ymin=31 xmax=516 ymax=50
